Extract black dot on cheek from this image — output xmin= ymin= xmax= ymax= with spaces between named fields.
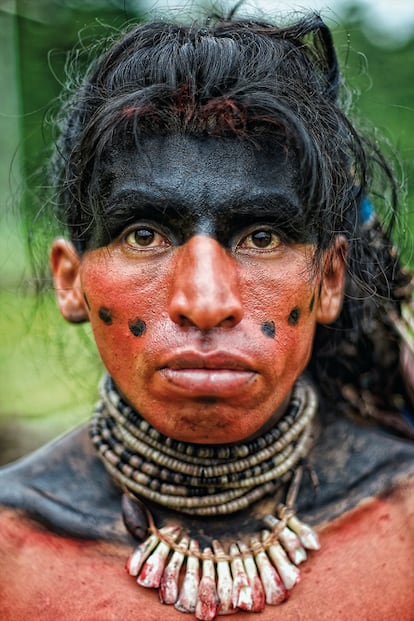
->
xmin=261 ymin=321 xmax=276 ymax=339
xmin=309 ymin=293 xmax=315 ymax=313
xmin=129 ymin=318 xmax=147 ymax=337
xmin=288 ymin=307 xmax=301 ymax=326
xmin=98 ymin=306 xmax=113 ymax=325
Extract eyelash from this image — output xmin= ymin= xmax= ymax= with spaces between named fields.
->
xmin=122 ymin=225 xmax=170 ymax=250
xmin=235 ymin=227 xmax=282 ymax=254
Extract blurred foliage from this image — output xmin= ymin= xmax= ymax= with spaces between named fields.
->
xmin=0 ymin=0 xmax=413 ymax=462
xmin=333 ymin=4 xmax=414 ymax=257
xmin=15 ymin=0 xmax=145 ymax=279
xmin=0 ymin=0 xmax=144 ymax=462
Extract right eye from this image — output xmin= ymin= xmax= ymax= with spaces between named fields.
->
xmin=235 ymin=226 xmax=282 ymax=254
xmin=123 ymin=226 xmax=170 ymax=250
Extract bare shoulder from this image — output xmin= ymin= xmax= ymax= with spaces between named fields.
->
xmin=0 ymin=425 xmax=130 ymax=542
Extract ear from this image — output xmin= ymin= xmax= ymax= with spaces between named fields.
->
xmin=50 ymin=238 xmax=89 ymax=323
xmin=315 ymin=236 xmax=347 ymax=324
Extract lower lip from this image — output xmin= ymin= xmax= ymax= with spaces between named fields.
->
xmin=159 ymin=369 xmax=256 ymax=397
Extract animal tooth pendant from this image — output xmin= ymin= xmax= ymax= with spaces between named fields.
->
xmin=160 ymin=535 xmax=190 ymax=604
xmin=195 ymin=548 xmax=220 ymax=621
xmin=262 ymin=530 xmax=300 ymax=590
xmin=229 ymin=543 xmax=253 ymax=611
xmin=126 ymin=524 xmax=179 ymax=576
xmin=175 ymin=540 xmax=200 ymax=613
xmin=250 ymin=536 xmax=287 ymax=605
xmin=237 ymin=541 xmax=265 ymax=612
xmin=126 ymin=532 xmax=159 ymax=576
xmin=212 ymin=541 xmax=234 ymax=615
xmin=263 ymin=513 xmax=308 ymax=564
xmin=287 ymin=515 xmax=320 ymax=550
xmin=137 ymin=527 xmax=181 ymax=588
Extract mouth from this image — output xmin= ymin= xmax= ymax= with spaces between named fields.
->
xmin=158 ymin=351 xmax=257 ymax=397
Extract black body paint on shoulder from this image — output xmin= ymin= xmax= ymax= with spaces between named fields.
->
xmin=261 ymin=320 xmax=276 ymax=339
xmin=98 ymin=306 xmax=113 ymax=325
xmin=288 ymin=307 xmax=301 ymax=326
xmin=129 ymin=317 xmax=147 ymax=337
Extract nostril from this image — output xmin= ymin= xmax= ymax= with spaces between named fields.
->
xmin=221 ymin=315 xmax=238 ymax=329
xmin=178 ymin=314 xmax=193 ymax=327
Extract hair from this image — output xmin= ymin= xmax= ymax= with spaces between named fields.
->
xmin=51 ymin=13 xmax=413 ymax=436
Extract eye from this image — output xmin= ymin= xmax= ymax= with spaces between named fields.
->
xmin=123 ymin=226 xmax=169 ymax=250
xmin=236 ymin=228 xmax=281 ymax=252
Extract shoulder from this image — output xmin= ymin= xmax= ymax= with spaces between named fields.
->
xmin=297 ymin=406 xmax=414 ymax=523
xmin=0 ymin=424 xmax=130 ymax=542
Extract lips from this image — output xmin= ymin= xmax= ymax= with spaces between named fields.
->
xmin=158 ymin=351 xmax=257 ymax=397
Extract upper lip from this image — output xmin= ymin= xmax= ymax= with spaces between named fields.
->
xmin=159 ymin=350 xmax=255 ymax=371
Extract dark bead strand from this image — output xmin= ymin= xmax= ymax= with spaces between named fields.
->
xmin=89 ymin=375 xmax=318 ymax=515
xmin=102 ymin=380 xmax=310 ymax=478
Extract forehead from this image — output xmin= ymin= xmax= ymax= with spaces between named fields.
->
xmin=102 ymin=134 xmax=300 ymax=215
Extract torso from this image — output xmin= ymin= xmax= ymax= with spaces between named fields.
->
xmin=0 ymin=409 xmax=413 ymax=620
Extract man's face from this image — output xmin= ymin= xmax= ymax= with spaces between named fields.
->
xmin=53 ymin=135 xmax=345 ymax=444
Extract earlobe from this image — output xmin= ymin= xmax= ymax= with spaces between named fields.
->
xmin=50 ymin=238 xmax=89 ymax=323
xmin=315 ymin=236 xmax=347 ymax=325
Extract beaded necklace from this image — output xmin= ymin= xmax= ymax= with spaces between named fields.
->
xmin=90 ymin=375 xmax=320 ymax=620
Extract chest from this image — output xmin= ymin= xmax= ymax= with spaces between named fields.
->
xmin=1 ymin=483 xmax=413 ymax=621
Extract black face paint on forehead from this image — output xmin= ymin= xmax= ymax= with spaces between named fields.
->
xmin=261 ymin=321 xmax=276 ymax=339
xmin=129 ymin=317 xmax=147 ymax=337
xmin=98 ymin=306 xmax=113 ymax=325
xmin=89 ymin=135 xmax=316 ymax=250
xmin=288 ymin=307 xmax=301 ymax=326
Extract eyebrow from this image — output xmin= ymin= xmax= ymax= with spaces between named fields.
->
xmin=103 ymin=188 xmax=303 ymax=220
xmin=99 ymin=186 xmax=310 ymax=246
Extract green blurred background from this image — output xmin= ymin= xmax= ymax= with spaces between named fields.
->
xmin=1 ymin=0 xmax=413 ymax=464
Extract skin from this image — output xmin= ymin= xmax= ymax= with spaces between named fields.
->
xmin=51 ymin=134 xmax=346 ymax=444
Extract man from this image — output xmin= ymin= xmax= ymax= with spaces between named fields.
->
xmin=0 ymin=14 xmax=413 ymax=620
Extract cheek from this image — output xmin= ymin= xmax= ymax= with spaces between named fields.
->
xmin=81 ymin=254 xmax=164 ymax=327
xmin=80 ymin=263 xmax=155 ymax=366
xmin=253 ymin=271 xmax=317 ymax=371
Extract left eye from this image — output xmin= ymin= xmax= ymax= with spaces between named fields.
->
xmin=124 ymin=227 xmax=169 ymax=249
xmin=237 ymin=229 xmax=281 ymax=251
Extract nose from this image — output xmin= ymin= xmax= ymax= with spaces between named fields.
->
xmin=168 ymin=235 xmax=244 ymax=330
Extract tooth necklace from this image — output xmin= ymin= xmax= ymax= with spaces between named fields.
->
xmin=90 ymin=375 xmax=320 ymax=620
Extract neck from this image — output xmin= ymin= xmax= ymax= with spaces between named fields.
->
xmin=90 ymin=375 xmax=317 ymax=518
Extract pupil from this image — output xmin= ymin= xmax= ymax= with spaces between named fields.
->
xmin=136 ymin=229 xmax=154 ymax=246
xmin=252 ymin=231 xmax=271 ymax=248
